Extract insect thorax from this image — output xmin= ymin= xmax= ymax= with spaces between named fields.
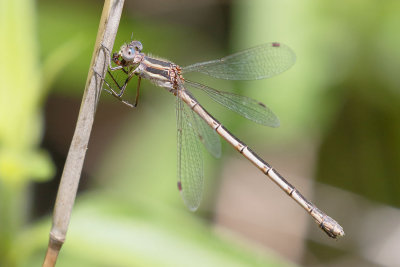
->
xmin=140 ymin=56 xmax=183 ymax=90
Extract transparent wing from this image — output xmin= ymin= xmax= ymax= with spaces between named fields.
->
xmin=182 ymin=42 xmax=295 ymax=80
xmin=185 ymin=90 xmax=221 ymax=158
xmin=186 ymin=80 xmax=280 ymax=127
xmin=176 ymin=95 xmax=204 ymax=211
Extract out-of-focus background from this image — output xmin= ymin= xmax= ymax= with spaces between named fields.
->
xmin=1 ymin=0 xmax=400 ymax=266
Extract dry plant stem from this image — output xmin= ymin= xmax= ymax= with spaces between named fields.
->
xmin=42 ymin=0 xmax=125 ymax=266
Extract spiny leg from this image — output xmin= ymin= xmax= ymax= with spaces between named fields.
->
xmin=99 ymin=43 xmax=124 ymax=71
xmin=110 ymin=69 xmax=136 ymax=98
xmin=95 ymin=43 xmax=125 ymax=95
xmin=93 ymin=70 xmax=134 ymax=107
xmin=93 ymin=67 xmax=135 ymax=108
xmin=133 ymin=76 xmax=141 ymax=107
xmin=95 ymin=44 xmax=138 ymax=107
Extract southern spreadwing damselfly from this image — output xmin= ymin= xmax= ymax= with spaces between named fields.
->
xmin=95 ymin=40 xmax=344 ymax=238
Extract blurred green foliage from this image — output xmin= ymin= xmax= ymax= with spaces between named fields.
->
xmin=313 ymin=1 xmax=400 ymax=207
xmin=0 ymin=0 xmax=52 ymax=265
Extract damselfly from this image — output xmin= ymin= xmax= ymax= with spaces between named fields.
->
xmin=95 ymin=40 xmax=344 ymax=238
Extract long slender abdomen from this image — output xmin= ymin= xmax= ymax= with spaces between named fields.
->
xmin=178 ymin=89 xmax=344 ymax=238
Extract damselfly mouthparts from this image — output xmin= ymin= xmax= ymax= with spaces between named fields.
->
xmin=95 ymin=40 xmax=344 ymax=238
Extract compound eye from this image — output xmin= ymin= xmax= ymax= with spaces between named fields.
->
xmin=131 ymin=41 xmax=143 ymax=52
xmin=122 ymin=47 xmax=135 ymax=61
